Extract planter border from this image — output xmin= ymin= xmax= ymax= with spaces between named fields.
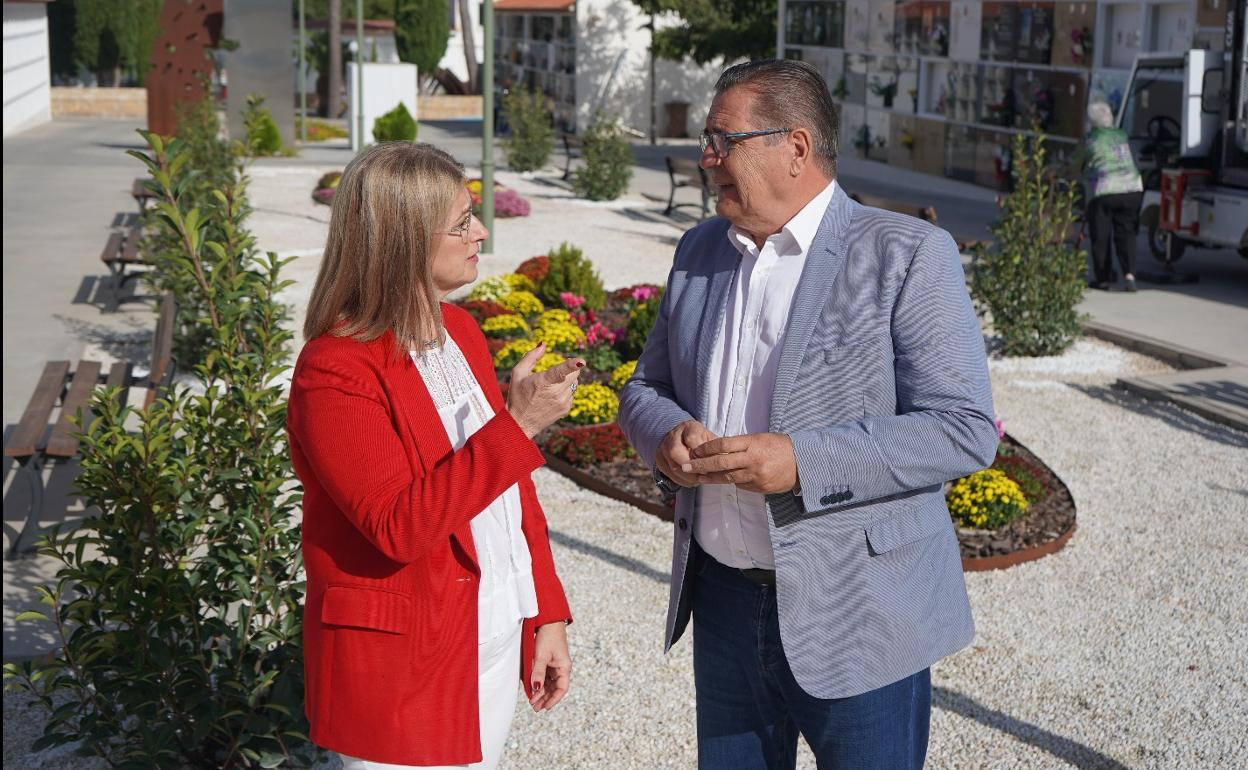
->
xmin=960 ymin=521 xmax=1076 ymax=572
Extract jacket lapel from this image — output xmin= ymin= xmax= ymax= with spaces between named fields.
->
xmin=694 ymin=241 xmax=743 ymax=423
xmin=769 ymin=191 xmax=854 ymax=430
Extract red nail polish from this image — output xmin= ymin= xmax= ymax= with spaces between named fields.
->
xmin=576 ymin=361 xmax=585 ymax=368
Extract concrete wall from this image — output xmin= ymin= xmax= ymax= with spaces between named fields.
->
xmin=3 ymin=2 xmax=52 ymax=137
xmin=51 ymin=87 xmax=147 ymax=119
xmin=418 ymin=94 xmax=482 ymax=120
xmin=225 ymin=0 xmax=296 ymax=147
xmin=575 ymin=0 xmax=722 ymax=137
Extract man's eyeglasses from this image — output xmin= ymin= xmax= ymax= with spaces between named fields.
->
xmin=699 ymin=128 xmax=793 ymax=158
xmin=438 ymin=210 xmax=475 ymax=244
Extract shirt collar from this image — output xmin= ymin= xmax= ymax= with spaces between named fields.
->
xmin=727 ymin=179 xmax=837 ymax=258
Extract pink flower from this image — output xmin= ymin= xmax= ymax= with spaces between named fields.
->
xmin=560 ymin=292 xmax=586 ymax=310
xmin=994 ymin=416 xmax=1006 ymax=440
xmin=631 ymin=286 xmax=656 ymax=303
xmin=585 ymin=322 xmax=614 ymax=346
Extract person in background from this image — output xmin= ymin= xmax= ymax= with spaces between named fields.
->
xmin=1079 ymin=99 xmax=1145 ymax=292
xmin=288 ymin=142 xmax=579 ymax=769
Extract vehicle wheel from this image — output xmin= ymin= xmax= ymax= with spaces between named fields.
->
xmin=1148 ymin=219 xmax=1186 ymax=265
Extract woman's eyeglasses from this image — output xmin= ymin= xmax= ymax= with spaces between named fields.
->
xmin=699 ymin=128 xmax=792 ymax=159
xmin=438 ymin=210 xmax=475 ymax=244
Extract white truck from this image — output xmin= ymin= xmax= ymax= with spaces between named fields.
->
xmin=1117 ymin=0 xmax=1248 ymax=264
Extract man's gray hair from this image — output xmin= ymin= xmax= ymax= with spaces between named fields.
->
xmin=714 ymin=59 xmax=840 ymax=177
xmin=1087 ymin=99 xmax=1116 ymax=130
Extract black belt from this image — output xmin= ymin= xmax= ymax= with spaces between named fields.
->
xmin=739 ymin=568 xmax=777 ymax=586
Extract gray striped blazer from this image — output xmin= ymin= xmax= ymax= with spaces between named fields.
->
xmin=618 ymin=189 xmax=998 ymax=699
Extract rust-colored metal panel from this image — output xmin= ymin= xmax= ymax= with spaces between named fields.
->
xmin=146 ymin=0 xmax=224 ymax=136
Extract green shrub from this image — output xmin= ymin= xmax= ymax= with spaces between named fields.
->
xmin=3 ymin=130 xmax=319 ymax=768
xmin=503 ymin=89 xmax=554 ymax=172
xmin=373 ymin=102 xmax=418 ymax=142
xmin=535 ymin=242 xmax=606 ymax=311
xmin=625 ymin=290 xmax=664 ymax=358
xmin=584 ymin=343 xmax=622 ymax=373
xmin=573 ymin=112 xmax=633 ymax=201
xmin=243 ymin=93 xmax=284 ymax=156
xmin=971 ymin=130 xmax=1086 ymax=357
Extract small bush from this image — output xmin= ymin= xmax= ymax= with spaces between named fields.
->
xmin=533 ymin=351 xmax=566 ymax=373
xmin=496 ymin=290 xmax=545 ymax=317
xmin=373 ymin=102 xmax=418 ymax=142
xmin=494 ymin=338 xmax=540 ymax=369
xmin=971 ymin=130 xmax=1085 ymax=357
xmin=515 ymin=255 xmax=550 ymax=283
xmin=243 ymin=93 xmax=284 ymax=156
xmin=625 ymin=290 xmax=664 ymax=358
xmin=573 ymin=112 xmax=633 ymax=201
xmin=503 ymin=89 xmax=555 ymax=172
xmin=461 ymin=298 xmax=516 ymax=321
xmin=467 ymin=274 xmax=516 ymax=302
xmin=480 ymin=314 xmax=531 ymax=339
xmin=542 ymin=424 xmax=634 ymax=468
xmin=583 ymin=343 xmax=622 ymax=372
xmin=536 ymin=242 xmax=606 ymax=311
xmin=947 ymin=469 xmax=1029 ymax=530
xmin=501 ymin=273 xmax=536 ymax=293
xmin=610 ymin=359 xmax=638 ymax=390
xmin=991 ymin=453 xmax=1048 ymax=504
xmin=494 ymin=188 xmax=532 ymax=218
xmin=567 ymin=382 xmax=620 ymax=425
xmin=532 ymin=319 xmax=586 ymax=353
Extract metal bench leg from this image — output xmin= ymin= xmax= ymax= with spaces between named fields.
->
xmin=664 ymin=184 xmax=678 ymax=216
xmin=700 ymin=188 xmax=710 ymax=221
xmin=7 ymin=456 xmax=46 ymax=559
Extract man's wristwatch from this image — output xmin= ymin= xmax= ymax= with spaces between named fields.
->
xmin=653 ymin=468 xmax=681 ymax=498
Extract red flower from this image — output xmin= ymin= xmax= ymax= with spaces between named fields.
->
xmin=461 ymin=299 xmax=516 ymax=321
xmin=516 ymin=255 xmax=550 ymax=283
xmin=542 ymin=423 xmax=634 ymax=468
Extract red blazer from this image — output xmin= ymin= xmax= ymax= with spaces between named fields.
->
xmin=287 ymin=304 xmax=571 ymax=766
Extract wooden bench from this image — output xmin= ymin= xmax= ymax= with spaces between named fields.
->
xmin=131 ymin=177 xmax=157 ymax=212
xmin=847 ymin=191 xmax=939 ymax=226
xmin=4 ymin=293 xmax=177 ymax=559
xmin=664 ymin=156 xmax=715 ymax=221
xmin=561 ymin=133 xmax=582 ymax=180
xmin=99 ymin=225 xmax=148 ymax=311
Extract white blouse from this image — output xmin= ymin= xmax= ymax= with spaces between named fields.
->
xmin=410 ymin=338 xmax=538 ymax=642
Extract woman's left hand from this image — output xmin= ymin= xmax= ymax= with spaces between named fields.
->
xmin=529 ymin=621 xmax=571 ymax=712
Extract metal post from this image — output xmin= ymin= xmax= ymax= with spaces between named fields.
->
xmin=299 ymin=0 xmax=307 ymax=142
xmin=649 ymin=13 xmax=656 ymax=145
xmin=356 ymin=0 xmax=365 ymax=151
xmin=482 ymin=0 xmax=495 ymax=253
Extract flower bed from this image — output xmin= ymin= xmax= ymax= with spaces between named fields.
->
xmin=459 ymin=249 xmax=1075 ymax=570
xmin=313 ymin=175 xmax=531 ymax=218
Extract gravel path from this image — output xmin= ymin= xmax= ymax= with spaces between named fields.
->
xmin=6 ymin=160 xmax=1245 ymax=769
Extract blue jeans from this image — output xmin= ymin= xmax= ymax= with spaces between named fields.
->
xmin=692 ymin=555 xmax=931 ymax=770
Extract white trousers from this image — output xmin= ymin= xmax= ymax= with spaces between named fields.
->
xmin=339 ymin=621 xmax=522 ymax=770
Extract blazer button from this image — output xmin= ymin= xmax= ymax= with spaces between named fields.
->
xmin=678 ymin=518 xmax=688 ymax=531
xmin=820 ymin=494 xmax=834 ymax=506
xmin=844 ymin=490 xmax=854 ymax=501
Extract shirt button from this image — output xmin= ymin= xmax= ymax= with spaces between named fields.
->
xmin=736 ymin=377 xmax=746 ymax=387
xmin=745 ymin=319 xmax=755 ymax=329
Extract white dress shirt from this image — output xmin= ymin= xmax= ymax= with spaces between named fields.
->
xmin=696 ymin=180 xmax=837 ymax=570
xmin=411 ymin=339 xmax=538 ymax=642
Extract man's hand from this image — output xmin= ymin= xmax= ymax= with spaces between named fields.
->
xmin=529 ymin=622 xmax=571 ymax=712
xmin=681 ymin=433 xmax=799 ymax=495
xmin=655 ymin=420 xmax=718 ymax=488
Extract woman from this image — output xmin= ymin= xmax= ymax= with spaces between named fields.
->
xmin=1079 ymin=99 xmax=1144 ymax=292
xmin=288 ymin=142 xmax=582 ymax=769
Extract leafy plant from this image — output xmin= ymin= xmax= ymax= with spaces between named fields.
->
xmin=396 ymin=0 xmax=450 ymax=74
xmin=502 ymin=89 xmax=555 ymax=172
xmin=536 ymin=243 xmax=606 ymax=311
xmin=3 ymin=130 xmax=318 ymax=768
xmin=496 ymin=290 xmax=545 ymax=317
xmin=573 ymin=113 xmax=633 ymax=202
xmin=610 ymin=359 xmax=638 ymax=390
xmin=515 ymin=255 xmax=550 ymax=283
xmin=480 ymin=313 xmax=531 ymax=339
xmin=583 ymin=344 xmax=622 ymax=372
xmin=461 ymin=298 xmax=516 ymax=321
xmin=243 ymin=93 xmax=284 ymax=156
xmin=542 ymin=424 xmax=634 ymax=467
xmin=567 ymin=382 xmax=620 ymax=425
xmin=373 ymin=102 xmax=418 ymax=142
xmin=642 ymin=0 xmax=778 ymax=64
xmin=947 ymin=469 xmax=1029 ymax=529
xmin=971 ymin=130 xmax=1085 ymax=357
xmin=991 ymin=453 xmax=1048 ymax=504
xmin=625 ymin=291 xmax=664 ymax=358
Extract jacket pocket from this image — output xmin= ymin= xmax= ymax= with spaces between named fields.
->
xmin=321 ymin=584 xmax=412 ymax=634
xmin=865 ymin=499 xmax=947 ymax=556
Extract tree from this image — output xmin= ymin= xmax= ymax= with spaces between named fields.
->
xmin=396 ymin=0 xmax=450 ymax=77
xmin=637 ymin=0 xmax=777 ymax=65
xmin=64 ymin=0 xmax=163 ymax=86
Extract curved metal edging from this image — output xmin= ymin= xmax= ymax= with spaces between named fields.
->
xmin=961 ymin=522 xmax=1077 ymax=572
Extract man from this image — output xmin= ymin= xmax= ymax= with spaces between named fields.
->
xmin=617 ymin=60 xmax=998 ymax=769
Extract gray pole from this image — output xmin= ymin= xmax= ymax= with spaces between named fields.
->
xmin=649 ymin=13 xmax=656 ymax=145
xmin=356 ymin=0 xmax=365 ymax=151
xmin=482 ymin=0 xmax=495 ymax=253
xmin=299 ymin=0 xmax=307 ymax=142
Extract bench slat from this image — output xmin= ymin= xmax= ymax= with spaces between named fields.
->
xmin=121 ymin=226 xmax=143 ymax=262
xmin=149 ymin=293 xmax=177 ymax=389
xmin=131 ymin=177 xmax=155 ymax=200
xmin=667 ymin=157 xmax=703 ymax=178
xmin=98 ymin=231 xmax=126 ymax=264
xmin=46 ymin=361 xmax=103 ymax=458
xmin=5 ymin=362 xmax=70 ymax=458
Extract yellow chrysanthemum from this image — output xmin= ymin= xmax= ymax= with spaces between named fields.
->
xmin=496 ymin=290 xmax=545 ymax=317
xmin=467 ymin=274 xmax=513 ymax=302
xmin=946 ymin=469 xmax=1028 ymax=530
xmin=566 ymin=383 xmax=619 ymax=426
xmin=493 ymin=338 xmax=539 ymax=369
xmin=610 ymin=360 xmax=638 ymax=391
xmin=532 ymin=352 xmax=566 ymax=373
xmin=480 ymin=314 xmax=531 ymax=339
xmin=502 ymin=273 xmax=536 ymax=293
xmin=532 ymin=319 xmax=586 ymax=353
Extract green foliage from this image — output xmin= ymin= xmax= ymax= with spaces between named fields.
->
xmin=502 ymin=89 xmax=555 ymax=172
xmin=2 ymin=131 xmax=319 ymax=768
xmin=971 ymin=131 xmax=1086 ymax=357
xmin=66 ymin=0 xmax=163 ymax=85
xmin=573 ymin=113 xmax=634 ymax=202
xmin=536 ymin=243 xmax=606 ymax=311
xmin=396 ymin=0 xmax=450 ymax=74
xmin=642 ymin=0 xmax=777 ymax=64
xmin=373 ymin=102 xmax=418 ymax=142
xmin=626 ymin=291 xmax=664 ymax=358
xmin=583 ymin=343 xmax=623 ymax=373
xmin=243 ymin=94 xmax=284 ymax=157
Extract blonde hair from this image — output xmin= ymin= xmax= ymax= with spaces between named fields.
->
xmin=304 ymin=142 xmax=465 ymax=350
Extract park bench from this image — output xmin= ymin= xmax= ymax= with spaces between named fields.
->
xmin=663 ymin=156 xmax=715 ymax=221
xmin=4 ymin=292 xmax=177 ymax=559
xmin=561 ymin=133 xmax=582 ymax=180
xmin=847 ymin=190 xmax=997 ymax=251
xmin=131 ymin=177 xmax=157 ymax=212
xmin=99 ymin=225 xmax=149 ymax=311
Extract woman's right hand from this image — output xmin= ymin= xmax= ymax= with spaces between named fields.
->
xmin=506 ymin=343 xmax=585 ymax=439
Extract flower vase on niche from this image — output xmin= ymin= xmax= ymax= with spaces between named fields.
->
xmin=870 ymin=78 xmax=898 ymax=109
xmin=853 ymin=124 xmax=871 ymax=158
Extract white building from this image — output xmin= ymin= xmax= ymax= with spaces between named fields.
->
xmin=495 ymin=0 xmax=726 ymax=136
xmin=3 ymin=0 xmax=53 ymax=137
